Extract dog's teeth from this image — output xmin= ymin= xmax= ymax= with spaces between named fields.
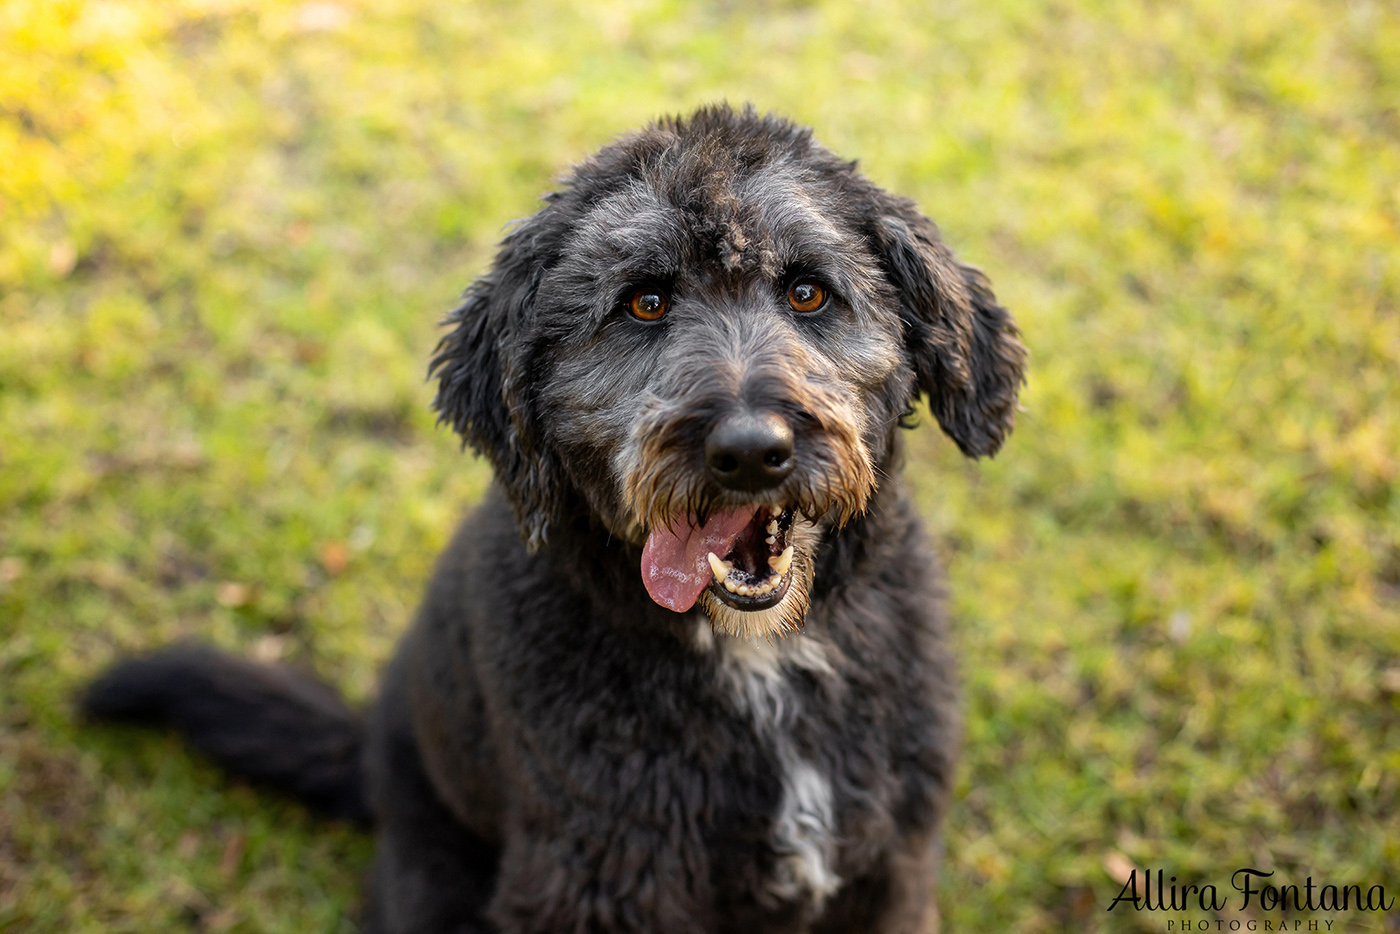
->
xmin=769 ymin=506 xmax=783 ymax=518
xmin=765 ymin=535 xmax=776 ymax=545
xmin=768 ymin=546 xmax=794 ymax=576
xmin=765 ymin=519 xmax=779 ymax=535
xmin=711 ymin=545 xmax=791 ymax=600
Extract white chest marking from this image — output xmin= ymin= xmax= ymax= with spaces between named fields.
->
xmin=720 ymin=635 xmax=840 ymax=906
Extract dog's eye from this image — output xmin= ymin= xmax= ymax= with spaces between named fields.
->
xmin=628 ymin=289 xmax=669 ymax=322
xmin=787 ymin=281 xmax=826 ymax=313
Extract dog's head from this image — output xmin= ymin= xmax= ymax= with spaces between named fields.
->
xmin=432 ymin=105 xmax=1026 ymax=637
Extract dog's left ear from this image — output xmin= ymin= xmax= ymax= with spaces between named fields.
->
xmin=430 ymin=218 xmax=567 ymax=550
xmin=870 ymin=197 xmax=1027 ymax=457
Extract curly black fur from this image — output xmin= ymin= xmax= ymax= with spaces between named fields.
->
xmin=84 ymin=104 xmax=1025 ymax=933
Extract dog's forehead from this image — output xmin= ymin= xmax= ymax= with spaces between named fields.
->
xmin=561 ymin=157 xmax=870 ymax=285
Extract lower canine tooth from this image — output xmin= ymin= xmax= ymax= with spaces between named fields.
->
xmin=707 ymin=552 xmax=733 ymax=582
xmin=768 ymin=545 xmax=794 ymax=576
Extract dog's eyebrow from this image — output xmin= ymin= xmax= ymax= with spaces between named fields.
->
xmin=546 ymin=181 xmax=687 ymax=321
xmin=738 ymin=170 xmax=850 ymax=249
xmin=734 ymin=169 xmax=879 ymax=289
xmin=591 ymin=185 xmax=678 ymax=251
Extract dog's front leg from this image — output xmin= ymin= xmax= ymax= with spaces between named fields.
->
xmin=485 ymin=822 xmax=716 ymax=934
xmin=361 ymin=648 xmax=501 ymax=934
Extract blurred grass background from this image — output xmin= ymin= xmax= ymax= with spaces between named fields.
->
xmin=2 ymin=0 xmax=1398 ymax=931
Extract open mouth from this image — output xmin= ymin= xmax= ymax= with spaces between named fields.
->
xmin=704 ymin=506 xmax=793 ymax=610
xmin=640 ymin=505 xmax=797 ymax=614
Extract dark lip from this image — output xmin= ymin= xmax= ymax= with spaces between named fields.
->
xmin=707 ymin=573 xmax=791 ymax=612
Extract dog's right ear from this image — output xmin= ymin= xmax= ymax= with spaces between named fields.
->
xmin=430 ymin=222 xmax=565 ymax=551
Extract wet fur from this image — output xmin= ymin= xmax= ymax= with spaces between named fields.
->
xmin=84 ymin=105 xmax=1025 ymax=933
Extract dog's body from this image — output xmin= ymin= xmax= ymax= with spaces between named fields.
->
xmin=363 ymin=482 xmax=954 ymax=933
xmin=84 ymin=106 xmax=1024 ymax=933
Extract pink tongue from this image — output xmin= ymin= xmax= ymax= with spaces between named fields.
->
xmin=641 ymin=506 xmax=759 ymax=612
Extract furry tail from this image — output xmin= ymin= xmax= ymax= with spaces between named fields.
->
xmin=82 ymin=643 xmax=371 ymax=824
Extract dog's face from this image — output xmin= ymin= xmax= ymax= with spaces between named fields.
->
xmin=433 ymin=106 xmax=1026 ymax=638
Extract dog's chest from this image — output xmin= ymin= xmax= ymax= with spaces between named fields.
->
xmin=701 ymin=625 xmax=851 ymax=914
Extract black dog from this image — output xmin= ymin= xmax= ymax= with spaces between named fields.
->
xmin=84 ymin=105 xmax=1025 ymax=933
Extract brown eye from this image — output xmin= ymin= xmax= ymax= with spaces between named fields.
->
xmin=628 ymin=289 xmax=668 ymax=321
xmin=787 ymin=280 xmax=826 ymax=313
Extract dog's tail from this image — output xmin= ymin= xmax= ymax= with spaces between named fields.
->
xmin=81 ymin=643 xmax=371 ymax=824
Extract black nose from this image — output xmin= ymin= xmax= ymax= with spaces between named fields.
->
xmin=705 ymin=412 xmax=795 ymax=491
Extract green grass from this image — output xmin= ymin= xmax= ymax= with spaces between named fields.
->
xmin=2 ymin=0 xmax=1398 ymax=931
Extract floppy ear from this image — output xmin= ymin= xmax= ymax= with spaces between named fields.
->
xmin=871 ymin=199 xmax=1027 ymax=458
xmin=430 ymin=224 xmax=566 ymax=551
